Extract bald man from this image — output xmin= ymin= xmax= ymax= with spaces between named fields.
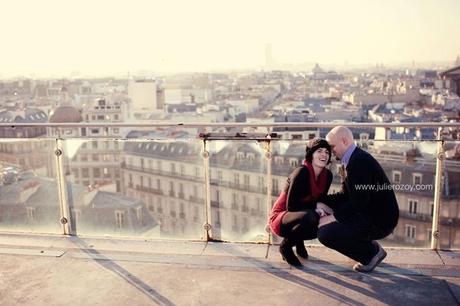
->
xmin=317 ymin=126 xmax=399 ymax=272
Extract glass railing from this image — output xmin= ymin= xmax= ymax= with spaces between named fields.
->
xmin=357 ymin=140 xmax=437 ymax=249
xmin=0 ymin=123 xmax=458 ymax=250
xmin=208 ymin=140 xmax=269 ymax=242
xmin=439 ymin=140 xmax=460 ymax=250
xmin=61 ymin=138 xmax=206 ymax=240
xmin=0 ymin=138 xmax=62 ymax=234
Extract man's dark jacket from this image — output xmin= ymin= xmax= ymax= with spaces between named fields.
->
xmin=322 ymin=147 xmax=399 ymax=233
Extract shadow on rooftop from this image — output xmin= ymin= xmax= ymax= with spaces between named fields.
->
xmin=214 ymin=242 xmax=460 ymax=305
xmin=70 ymin=236 xmax=175 ymax=306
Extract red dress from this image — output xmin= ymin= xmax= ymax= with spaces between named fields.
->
xmin=269 ymin=161 xmax=330 ymax=236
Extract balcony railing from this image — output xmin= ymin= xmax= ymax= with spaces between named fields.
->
xmin=134 ymin=185 xmax=164 ymax=195
xmin=123 ymin=164 xmax=203 ymax=183
xmin=210 ymin=179 xmax=267 ymax=194
xmin=189 ymin=196 xmax=205 ymax=204
xmin=0 ymin=122 xmax=459 ymax=250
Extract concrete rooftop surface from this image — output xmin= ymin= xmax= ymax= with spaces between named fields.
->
xmin=0 ymin=233 xmax=459 ymax=306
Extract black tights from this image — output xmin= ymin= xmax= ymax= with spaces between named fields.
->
xmin=280 ymin=209 xmax=319 ymax=242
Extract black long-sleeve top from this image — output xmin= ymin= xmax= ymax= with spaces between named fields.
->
xmin=284 ymin=166 xmax=333 ymax=212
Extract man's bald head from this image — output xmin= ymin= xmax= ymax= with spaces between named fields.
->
xmin=326 ymin=126 xmax=354 ymax=160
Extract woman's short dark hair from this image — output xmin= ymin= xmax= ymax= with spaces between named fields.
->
xmin=305 ymin=138 xmax=331 ymax=164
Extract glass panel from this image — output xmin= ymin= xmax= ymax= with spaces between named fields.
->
xmin=0 ymin=138 xmax=62 ymax=234
xmin=208 ymin=140 xmax=269 ymax=242
xmin=355 ymin=140 xmax=436 ymax=248
xmin=439 ymin=141 xmax=460 ymax=250
xmin=61 ymin=138 xmax=205 ymax=239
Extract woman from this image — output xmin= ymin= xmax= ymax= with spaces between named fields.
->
xmin=269 ymin=138 xmax=333 ymax=266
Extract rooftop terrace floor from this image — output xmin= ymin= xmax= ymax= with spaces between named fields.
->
xmin=0 ymin=233 xmax=459 ymax=305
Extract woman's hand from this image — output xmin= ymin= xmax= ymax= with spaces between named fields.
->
xmin=316 ymin=202 xmax=333 ymax=215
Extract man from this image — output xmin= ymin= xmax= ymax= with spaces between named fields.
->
xmin=317 ymin=126 xmax=399 ymax=272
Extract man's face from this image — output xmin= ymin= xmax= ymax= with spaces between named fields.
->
xmin=326 ymin=134 xmax=346 ymax=160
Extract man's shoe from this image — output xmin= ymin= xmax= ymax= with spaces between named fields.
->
xmin=353 ymin=241 xmax=387 ymax=272
xmin=279 ymin=239 xmax=302 ymax=266
xmin=295 ymin=242 xmax=309 ymax=259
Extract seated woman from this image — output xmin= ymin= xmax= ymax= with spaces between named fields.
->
xmin=269 ymin=138 xmax=333 ymax=266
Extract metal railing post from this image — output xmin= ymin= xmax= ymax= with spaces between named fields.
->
xmin=431 ymin=127 xmax=445 ymax=250
xmin=202 ymin=139 xmax=212 ymax=241
xmin=54 ymin=135 xmax=72 ymax=235
xmin=264 ymin=139 xmax=273 ymax=244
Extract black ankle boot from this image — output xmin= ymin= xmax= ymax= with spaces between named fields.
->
xmin=295 ymin=242 xmax=308 ymax=259
xmin=279 ymin=239 xmax=302 ymax=266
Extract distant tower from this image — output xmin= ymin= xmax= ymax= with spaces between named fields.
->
xmin=128 ymin=79 xmax=163 ymax=111
xmin=265 ymin=43 xmax=273 ymax=69
xmin=455 ymin=55 xmax=460 ymax=66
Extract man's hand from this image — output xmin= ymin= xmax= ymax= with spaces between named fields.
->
xmin=315 ymin=208 xmax=327 ymax=217
xmin=318 ymin=214 xmax=337 ymax=228
xmin=316 ymin=202 xmax=333 ymax=215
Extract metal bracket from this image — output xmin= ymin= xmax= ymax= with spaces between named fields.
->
xmin=437 ymin=152 xmax=445 ymax=161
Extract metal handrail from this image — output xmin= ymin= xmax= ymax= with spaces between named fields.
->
xmin=1 ymin=122 xmax=459 ymax=128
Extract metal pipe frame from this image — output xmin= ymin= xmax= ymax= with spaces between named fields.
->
xmin=431 ymin=127 xmax=445 ymax=250
xmin=1 ymin=122 xmax=459 ymax=129
xmin=54 ymin=137 xmax=72 ymax=235
xmin=1 ymin=122 xmax=459 ymax=249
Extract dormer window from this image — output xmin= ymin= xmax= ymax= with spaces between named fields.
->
xmin=292 ymin=134 xmax=303 ymax=140
xmin=289 ymin=158 xmax=299 ymax=167
xmin=392 ymin=171 xmax=402 ymax=184
xmin=247 ymin=153 xmax=255 ymax=161
xmin=360 ymin=133 xmax=369 ymax=141
xmin=237 ymin=152 xmax=244 ymax=160
xmin=413 ymin=173 xmax=423 ymax=185
xmin=274 ymin=156 xmax=284 ymax=165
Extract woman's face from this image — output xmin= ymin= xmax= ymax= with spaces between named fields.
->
xmin=312 ymin=147 xmax=330 ymax=169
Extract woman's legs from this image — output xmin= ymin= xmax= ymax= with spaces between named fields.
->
xmin=280 ymin=210 xmax=320 ymax=240
xmin=279 ymin=210 xmax=319 ymax=264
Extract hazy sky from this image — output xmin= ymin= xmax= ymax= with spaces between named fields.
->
xmin=1 ymin=0 xmax=459 ymax=77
